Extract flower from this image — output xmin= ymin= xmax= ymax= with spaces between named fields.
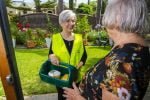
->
xmin=122 ymin=63 xmax=132 ymax=74
xmin=25 ymin=23 xmax=30 ymax=28
xmin=117 ymin=87 xmax=131 ymax=100
xmin=105 ymin=56 xmax=111 ymax=66
xmin=17 ymin=22 xmax=23 ymax=31
xmin=106 ymin=70 xmax=113 ymax=78
xmin=105 ymin=74 xmax=131 ymax=95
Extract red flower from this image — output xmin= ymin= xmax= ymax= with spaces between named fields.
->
xmin=17 ymin=22 xmax=23 ymax=31
xmin=25 ymin=23 xmax=30 ymax=28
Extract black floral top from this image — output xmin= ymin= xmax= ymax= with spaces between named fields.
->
xmin=79 ymin=43 xmax=150 ymax=100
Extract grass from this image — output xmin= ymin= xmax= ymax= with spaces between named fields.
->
xmin=0 ymin=46 xmax=111 ymax=96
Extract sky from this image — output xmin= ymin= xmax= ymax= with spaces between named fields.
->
xmin=12 ymin=0 xmax=93 ymax=8
xmin=13 ymin=0 xmax=91 ymax=4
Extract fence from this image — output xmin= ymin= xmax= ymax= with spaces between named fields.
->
xmin=19 ymin=13 xmax=97 ymax=29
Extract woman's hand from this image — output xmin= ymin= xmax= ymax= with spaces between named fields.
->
xmin=77 ymin=61 xmax=83 ymax=69
xmin=63 ymin=82 xmax=85 ymax=100
xmin=49 ymin=54 xmax=59 ymax=66
xmin=102 ymin=88 xmax=119 ymax=100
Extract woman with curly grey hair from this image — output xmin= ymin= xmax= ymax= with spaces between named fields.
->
xmin=63 ymin=0 xmax=150 ymax=100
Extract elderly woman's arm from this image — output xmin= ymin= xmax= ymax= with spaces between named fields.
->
xmin=63 ymin=82 xmax=86 ymax=100
xmin=48 ymin=41 xmax=59 ymax=65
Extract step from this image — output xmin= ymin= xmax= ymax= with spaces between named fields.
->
xmin=0 ymin=93 xmax=58 ymax=100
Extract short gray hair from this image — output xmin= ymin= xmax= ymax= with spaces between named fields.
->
xmin=59 ymin=10 xmax=76 ymax=25
xmin=102 ymin=0 xmax=150 ymax=34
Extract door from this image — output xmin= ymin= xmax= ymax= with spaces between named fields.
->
xmin=0 ymin=0 xmax=24 ymax=100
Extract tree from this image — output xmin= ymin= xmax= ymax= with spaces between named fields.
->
xmin=57 ymin=0 xmax=64 ymax=14
xmin=89 ymin=1 xmax=97 ymax=13
xmin=76 ymin=3 xmax=93 ymax=14
xmin=101 ymin=0 xmax=107 ymax=14
xmin=34 ymin=0 xmax=41 ymax=12
xmin=40 ymin=0 xmax=57 ymax=9
xmin=74 ymin=15 xmax=91 ymax=34
xmin=5 ymin=0 xmax=12 ymax=7
xmin=11 ymin=0 xmax=31 ymax=14
xmin=96 ymin=0 xmax=102 ymax=24
xmin=88 ymin=0 xmax=90 ymax=5
xmin=146 ymin=0 xmax=150 ymax=12
xmin=69 ymin=0 xmax=74 ymax=10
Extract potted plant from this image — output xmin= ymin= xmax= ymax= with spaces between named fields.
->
xmin=25 ymin=29 xmax=37 ymax=48
xmin=44 ymin=32 xmax=51 ymax=48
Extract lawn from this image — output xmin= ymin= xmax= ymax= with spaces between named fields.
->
xmin=0 ymin=46 xmax=111 ymax=96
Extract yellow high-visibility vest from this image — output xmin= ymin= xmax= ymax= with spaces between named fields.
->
xmin=52 ymin=33 xmax=84 ymax=68
xmin=52 ymin=33 xmax=84 ymax=82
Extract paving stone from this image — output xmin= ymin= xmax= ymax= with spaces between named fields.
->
xmin=0 ymin=93 xmax=58 ymax=100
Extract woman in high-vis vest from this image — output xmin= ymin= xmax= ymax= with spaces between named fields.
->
xmin=48 ymin=10 xmax=87 ymax=100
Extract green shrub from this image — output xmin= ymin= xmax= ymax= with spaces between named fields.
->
xmin=9 ymin=14 xmax=19 ymax=23
xmin=87 ymin=29 xmax=108 ymax=46
xmin=26 ymin=29 xmax=33 ymax=40
xmin=87 ymin=30 xmax=99 ymax=42
xmin=47 ymin=14 xmax=61 ymax=34
xmin=99 ymin=29 xmax=108 ymax=40
xmin=9 ymin=22 xmax=18 ymax=39
xmin=76 ymin=3 xmax=94 ymax=15
xmin=74 ymin=15 xmax=91 ymax=35
xmin=35 ymin=28 xmax=45 ymax=47
xmin=16 ymin=31 xmax=27 ymax=45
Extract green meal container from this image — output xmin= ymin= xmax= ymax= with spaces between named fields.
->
xmin=39 ymin=60 xmax=77 ymax=88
